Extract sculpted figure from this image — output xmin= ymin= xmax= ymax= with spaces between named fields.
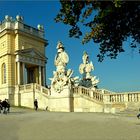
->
xmin=79 ymin=51 xmax=99 ymax=88
xmin=54 ymin=41 xmax=69 ymax=73
xmin=50 ymin=41 xmax=77 ymax=93
xmin=79 ymin=52 xmax=94 ymax=79
xmin=82 ymin=51 xmax=89 ymax=64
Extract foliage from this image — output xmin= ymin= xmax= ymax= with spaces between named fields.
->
xmin=55 ymin=0 xmax=140 ymax=61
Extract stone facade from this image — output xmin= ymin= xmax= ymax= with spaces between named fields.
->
xmin=0 ymin=15 xmax=47 ymax=105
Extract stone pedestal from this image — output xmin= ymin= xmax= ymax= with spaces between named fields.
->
xmin=48 ymin=85 xmax=74 ymax=112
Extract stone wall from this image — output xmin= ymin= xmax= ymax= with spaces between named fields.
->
xmin=48 ymin=86 xmax=73 ymax=112
xmin=73 ymin=94 xmax=104 ymax=112
xmin=1 ymin=83 xmax=139 ymax=113
xmin=73 ymin=86 xmax=140 ymax=113
xmin=14 ymin=83 xmax=49 ymax=110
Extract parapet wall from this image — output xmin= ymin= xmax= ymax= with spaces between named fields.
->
xmin=14 ymin=83 xmax=49 ymax=110
xmin=1 ymin=83 xmax=139 ymax=113
xmin=72 ymin=86 xmax=140 ymax=113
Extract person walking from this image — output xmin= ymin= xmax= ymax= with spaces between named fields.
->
xmin=2 ymin=99 xmax=8 ymax=114
xmin=137 ymin=108 xmax=140 ymax=119
xmin=0 ymin=100 xmax=3 ymax=113
xmin=34 ymin=99 xmax=38 ymax=111
xmin=6 ymin=99 xmax=10 ymax=113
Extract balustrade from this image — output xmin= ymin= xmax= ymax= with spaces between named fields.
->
xmin=23 ymin=24 xmax=44 ymax=38
xmin=25 ymin=84 xmax=32 ymax=89
xmin=128 ymin=93 xmax=139 ymax=102
xmin=19 ymin=85 xmax=24 ymax=91
xmin=0 ymin=20 xmax=44 ymax=38
xmin=42 ymin=88 xmax=49 ymax=95
xmin=17 ymin=84 xmax=140 ymax=104
xmin=73 ymin=86 xmax=103 ymax=102
xmin=109 ymin=92 xmax=140 ymax=103
xmin=36 ymin=84 xmax=41 ymax=91
xmin=17 ymin=83 xmax=50 ymax=96
xmin=73 ymin=86 xmax=140 ymax=104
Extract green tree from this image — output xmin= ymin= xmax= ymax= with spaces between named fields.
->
xmin=55 ymin=0 xmax=140 ymax=61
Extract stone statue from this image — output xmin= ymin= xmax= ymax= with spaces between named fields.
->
xmin=50 ymin=41 xmax=77 ymax=93
xmin=54 ymin=41 xmax=69 ymax=73
xmin=82 ymin=51 xmax=89 ymax=64
xmin=79 ymin=51 xmax=99 ymax=88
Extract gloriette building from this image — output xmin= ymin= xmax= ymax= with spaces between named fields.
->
xmin=0 ymin=15 xmax=140 ymax=113
xmin=0 ymin=15 xmax=47 ymax=105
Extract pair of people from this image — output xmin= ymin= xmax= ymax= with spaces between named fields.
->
xmin=0 ymin=99 xmax=10 ymax=114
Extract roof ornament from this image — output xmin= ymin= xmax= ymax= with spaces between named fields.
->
xmin=16 ymin=15 xmax=24 ymax=22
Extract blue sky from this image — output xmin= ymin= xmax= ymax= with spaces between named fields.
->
xmin=0 ymin=1 xmax=140 ymax=92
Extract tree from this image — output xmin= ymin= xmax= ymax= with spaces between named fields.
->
xmin=55 ymin=0 xmax=140 ymax=61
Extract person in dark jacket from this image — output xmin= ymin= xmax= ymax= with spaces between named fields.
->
xmin=1 ymin=99 xmax=10 ymax=114
xmin=34 ymin=99 xmax=38 ymax=111
xmin=137 ymin=108 xmax=140 ymax=119
xmin=6 ymin=99 xmax=10 ymax=113
xmin=0 ymin=100 xmax=3 ymax=113
xmin=2 ymin=99 xmax=8 ymax=114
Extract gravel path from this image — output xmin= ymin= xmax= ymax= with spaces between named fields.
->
xmin=0 ymin=107 xmax=140 ymax=140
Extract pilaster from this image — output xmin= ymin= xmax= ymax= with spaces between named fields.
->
xmin=17 ymin=62 xmax=21 ymax=85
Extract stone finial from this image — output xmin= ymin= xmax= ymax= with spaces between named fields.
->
xmin=16 ymin=15 xmax=24 ymax=22
xmin=5 ymin=15 xmax=12 ymax=22
xmin=37 ymin=24 xmax=44 ymax=31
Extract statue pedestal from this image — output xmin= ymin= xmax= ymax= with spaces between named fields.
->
xmin=48 ymin=85 xmax=74 ymax=112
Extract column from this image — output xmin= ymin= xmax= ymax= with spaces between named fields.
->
xmin=17 ymin=62 xmax=21 ymax=85
xmin=25 ymin=66 xmax=27 ymax=84
xmin=124 ymin=94 xmax=128 ymax=102
xmin=22 ymin=63 xmax=25 ymax=85
xmin=42 ymin=66 xmax=45 ymax=86
xmin=39 ymin=66 xmax=42 ymax=85
xmin=22 ymin=63 xmax=27 ymax=85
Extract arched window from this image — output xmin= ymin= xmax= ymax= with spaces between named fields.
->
xmin=2 ymin=63 xmax=6 ymax=84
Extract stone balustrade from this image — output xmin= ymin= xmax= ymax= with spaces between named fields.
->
xmin=0 ymin=17 xmax=44 ymax=38
xmin=92 ymin=90 xmax=104 ymax=102
xmin=73 ymin=86 xmax=103 ymax=102
xmin=23 ymin=24 xmax=44 ymax=38
xmin=19 ymin=84 xmax=33 ymax=91
xmin=18 ymin=83 xmax=50 ymax=96
xmin=15 ymin=84 xmax=140 ymax=112
xmin=35 ymin=83 xmax=50 ymax=95
xmin=108 ymin=92 xmax=140 ymax=103
xmin=109 ymin=94 xmax=125 ymax=103
xmin=73 ymin=86 xmax=140 ymax=104
xmin=18 ymin=84 xmax=140 ymax=104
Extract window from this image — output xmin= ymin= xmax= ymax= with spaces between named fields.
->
xmin=2 ymin=63 xmax=6 ymax=84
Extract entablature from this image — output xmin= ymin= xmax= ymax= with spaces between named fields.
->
xmin=15 ymin=48 xmax=47 ymax=66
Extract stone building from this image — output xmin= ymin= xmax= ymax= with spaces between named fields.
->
xmin=0 ymin=15 xmax=140 ymax=113
xmin=0 ymin=15 xmax=47 ymax=104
